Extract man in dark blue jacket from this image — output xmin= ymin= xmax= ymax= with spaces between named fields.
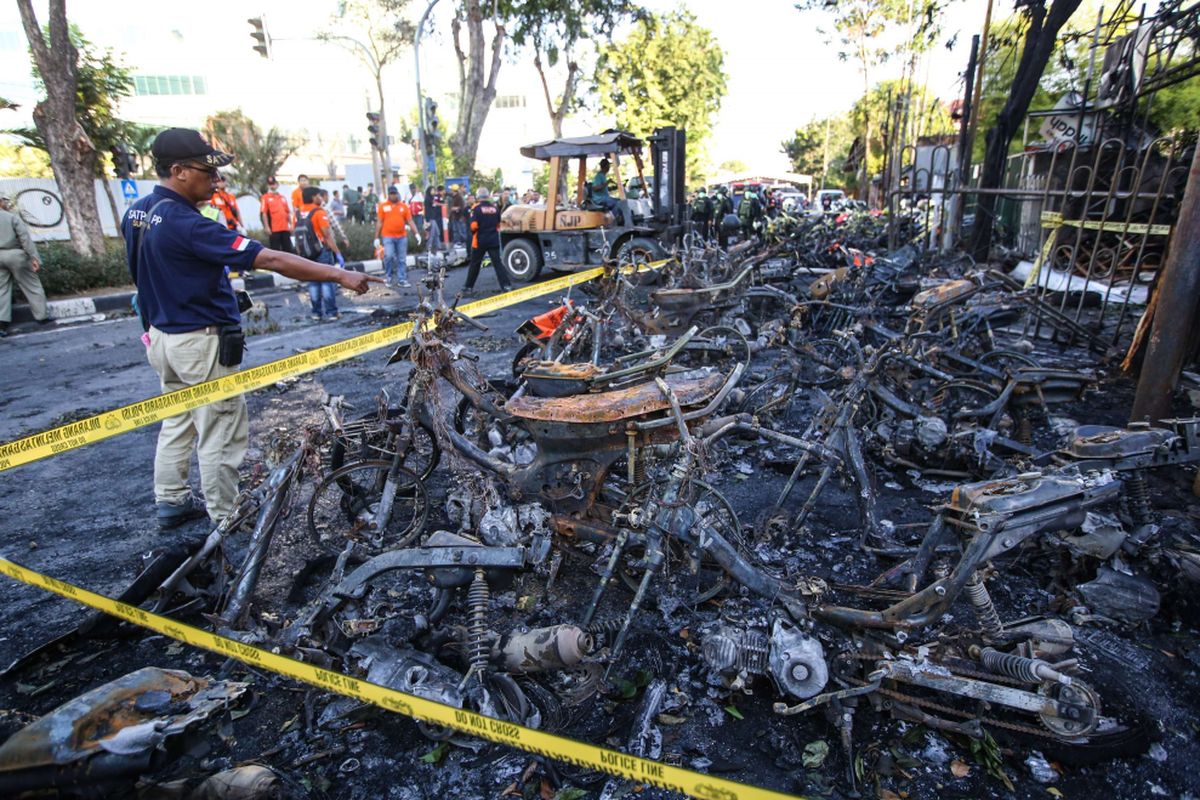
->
xmin=462 ymin=187 xmax=512 ymax=296
xmin=123 ymin=128 xmax=379 ymax=528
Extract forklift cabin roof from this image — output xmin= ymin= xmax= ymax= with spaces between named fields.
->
xmin=519 ymin=130 xmax=644 ymax=160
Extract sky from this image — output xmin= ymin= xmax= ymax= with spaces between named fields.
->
xmin=635 ymin=0 xmax=992 ymax=174
xmin=2 ymin=0 xmax=995 ymax=177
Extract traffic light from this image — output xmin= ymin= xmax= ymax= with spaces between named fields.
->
xmin=366 ymin=111 xmax=382 ymax=150
xmin=247 ymin=17 xmax=271 ymax=59
xmin=111 ymin=144 xmax=137 ymax=179
xmin=424 ymin=97 xmax=439 ymax=153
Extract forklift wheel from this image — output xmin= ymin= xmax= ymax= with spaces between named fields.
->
xmin=616 ymin=236 xmax=665 ymax=268
xmin=503 ymin=239 xmax=543 ymax=283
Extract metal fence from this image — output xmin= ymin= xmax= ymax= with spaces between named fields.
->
xmin=884 ymin=0 xmax=1199 ymax=354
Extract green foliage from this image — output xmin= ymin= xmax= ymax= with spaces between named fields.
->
xmin=6 ymin=25 xmax=137 ymax=178
xmin=36 ymin=238 xmax=131 ymax=297
xmin=206 ymin=110 xmax=300 ymax=196
xmin=783 ymin=117 xmax=853 ymax=179
xmin=1151 ymin=75 xmax=1200 ymax=136
xmin=850 ymin=79 xmax=955 ymax=175
xmin=594 ymin=10 xmax=727 ymax=184
xmin=966 ymin=729 xmax=1014 ymax=791
xmin=417 ymin=741 xmax=449 ymax=764
xmin=971 ymin=3 xmax=1147 ymax=160
xmin=320 ymin=0 xmax=416 ymax=79
xmin=507 ymin=0 xmax=642 ymax=58
xmin=0 ymin=140 xmax=53 ymax=177
xmin=783 ymin=80 xmax=952 ymax=187
xmin=609 ymin=668 xmax=653 ymax=701
xmin=506 ymin=0 xmax=645 ymax=127
xmin=718 ymin=159 xmax=748 ymax=174
xmin=553 ymin=789 xmax=588 ymax=800
xmin=247 ymin=217 xmax=388 ymax=261
xmin=531 ymin=162 xmax=550 ymax=196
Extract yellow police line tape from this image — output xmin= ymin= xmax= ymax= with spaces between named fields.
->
xmin=1025 ymin=212 xmax=1174 ymax=288
xmin=1038 ymin=210 xmax=1173 ymax=237
xmin=0 ymin=557 xmax=801 ymax=800
xmin=0 ymin=262 xmax=663 ymax=473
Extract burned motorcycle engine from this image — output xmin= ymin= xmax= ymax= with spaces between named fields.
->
xmin=886 ymin=415 xmax=948 ymax=460
xmin=701 ymin=621 xmax=829 ymax=699
xmin=702 ymin=627 xmax=771 ymax=675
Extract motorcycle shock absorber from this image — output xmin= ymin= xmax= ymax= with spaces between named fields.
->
xmin=964 ymin=571 xmax=1003 ymax=639
xmin=466 ymin=568 xmax=490 ymax=677
xmin=1125 ymin=469 xmax=1152 ymax=526
xmin=1014 ymin=408 xmax=1034 ymax=447
xmin=977 ymin=646 xmax=1071 ymax=685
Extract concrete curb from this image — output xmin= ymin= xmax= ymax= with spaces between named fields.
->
xmin=12 ymin=249 xmax=468 ymax=323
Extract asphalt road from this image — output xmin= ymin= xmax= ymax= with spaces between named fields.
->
xmin=2 ymin=263 xmax=1198 ymax=800
xmin=0 ymin=261 xmax=547 ymax=666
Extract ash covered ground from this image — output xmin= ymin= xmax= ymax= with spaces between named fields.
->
xmin=1 ymin=261 xmax=1199 ymax=800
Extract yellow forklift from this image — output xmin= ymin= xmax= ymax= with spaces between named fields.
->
xmin=499 ymin=127 xmax=688 ymax=282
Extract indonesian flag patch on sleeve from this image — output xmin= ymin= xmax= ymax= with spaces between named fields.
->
xmin=231 ymin=235 xmax=249 ymax=252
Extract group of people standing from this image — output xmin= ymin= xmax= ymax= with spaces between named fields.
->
xmin=689 ymin=185 xmax=796 ymax=247
xmin=193 ymin=173 xmax=519 ymax=320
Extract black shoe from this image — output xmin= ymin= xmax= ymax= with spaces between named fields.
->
xmin=36 ymin=317 xmax=51 ymax=325
xmin=157 ymin=496 xmax=207 ymax=530
xmin=0 ymin=323 xmax=7 ymax=338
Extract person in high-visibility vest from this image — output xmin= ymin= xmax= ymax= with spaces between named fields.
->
xmin=210 ymin=173 xmax=244 ymax=232
xmin=259 ymin=176 xmax=293 ymax=253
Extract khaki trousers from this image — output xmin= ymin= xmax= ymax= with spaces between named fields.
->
xmin=147 ymin=327 xmax=248 ymax=521
xmin=0 ymin=249 xmax=47 ymax=323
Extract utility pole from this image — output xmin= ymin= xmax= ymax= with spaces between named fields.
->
xmin=414 ymin=0 xmax=441 ymax=188
xmin=1130 ymin=143 xmax=1200 ymax=424
xmin=964 ymin=0 xmax=994 ymax=162
xmin=366 ymin=92 xmax=381 ymax=190
xmin=820 ymin=116 xmax=830 ymax=191
xmin=950 ymin=35 xmax=980 ymax=249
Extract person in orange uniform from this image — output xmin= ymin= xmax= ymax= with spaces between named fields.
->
xmin=291 ymin=174 xmax=310 ymax=225
xmin=373 ymin=185 xmax=421 ymax=288
xmin=259 ymin=176 xmax=293 ymax=253
xmin=296 ymin=186 xmax=345 ymax=321
xmin=210 ymin=174 xmax=243 ymax=232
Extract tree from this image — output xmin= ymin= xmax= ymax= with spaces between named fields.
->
xmin=795 ymin=0 xmax=945 ymax=194
xmin=447 ymin=0 xmax=507 ymax=174
xmin=15 ymin=1 xmax=105 ymax=255
xmin=850 ymin=79 xmax=955 ymax=176
xmin=784 ymin=118 xmax=837 ymax=178
xmin=971 ymin=0 xmax=1082 ymax=260
xmin=718 ymin=159 xmax=748 ymax=174
xmin=205 ymin=110 xmax=300 ymax=195
xmin=8 ymin=26 xmax=140 ymax=235
xmin=593 ymin=10 xmax=727 ymax=184
xmin=784 ymin=81 xmax=951 ymax=192
xmin=507 ymin=0 xmax=644 ymax=137
xmin=0 ymin=140 xmax=53 ymax=177
xmin=319 ymin=0 xmax=415 ymax=182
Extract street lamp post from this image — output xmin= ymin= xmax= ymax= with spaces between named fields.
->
xmin=415 ymin=0 xmax=441 ymax=188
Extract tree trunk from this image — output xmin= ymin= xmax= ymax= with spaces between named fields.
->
xmin=449 ymin=0 xmax=504 ymax=173
xmin=16 ymin=0 xmax=105 ymax=257
xmin=970 ymin=0 xmax=1081 ymax=261
xmin=858 ymin=34 xmax=872 ymax=200
xmin=102 ymin=178 xmax=124 ymax=243
xmin=534 ymin=51 xmax=580 ymax=139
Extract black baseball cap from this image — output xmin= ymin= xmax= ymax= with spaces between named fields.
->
xmin=151 ymin=128 xmax=234 ymax=168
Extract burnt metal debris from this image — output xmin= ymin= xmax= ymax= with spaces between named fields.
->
xmin=5 ymin=198 xmax=1200 ymax=798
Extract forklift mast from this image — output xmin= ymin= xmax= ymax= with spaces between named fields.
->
xmin=647 ymin=127 xmax=687 ymax=226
